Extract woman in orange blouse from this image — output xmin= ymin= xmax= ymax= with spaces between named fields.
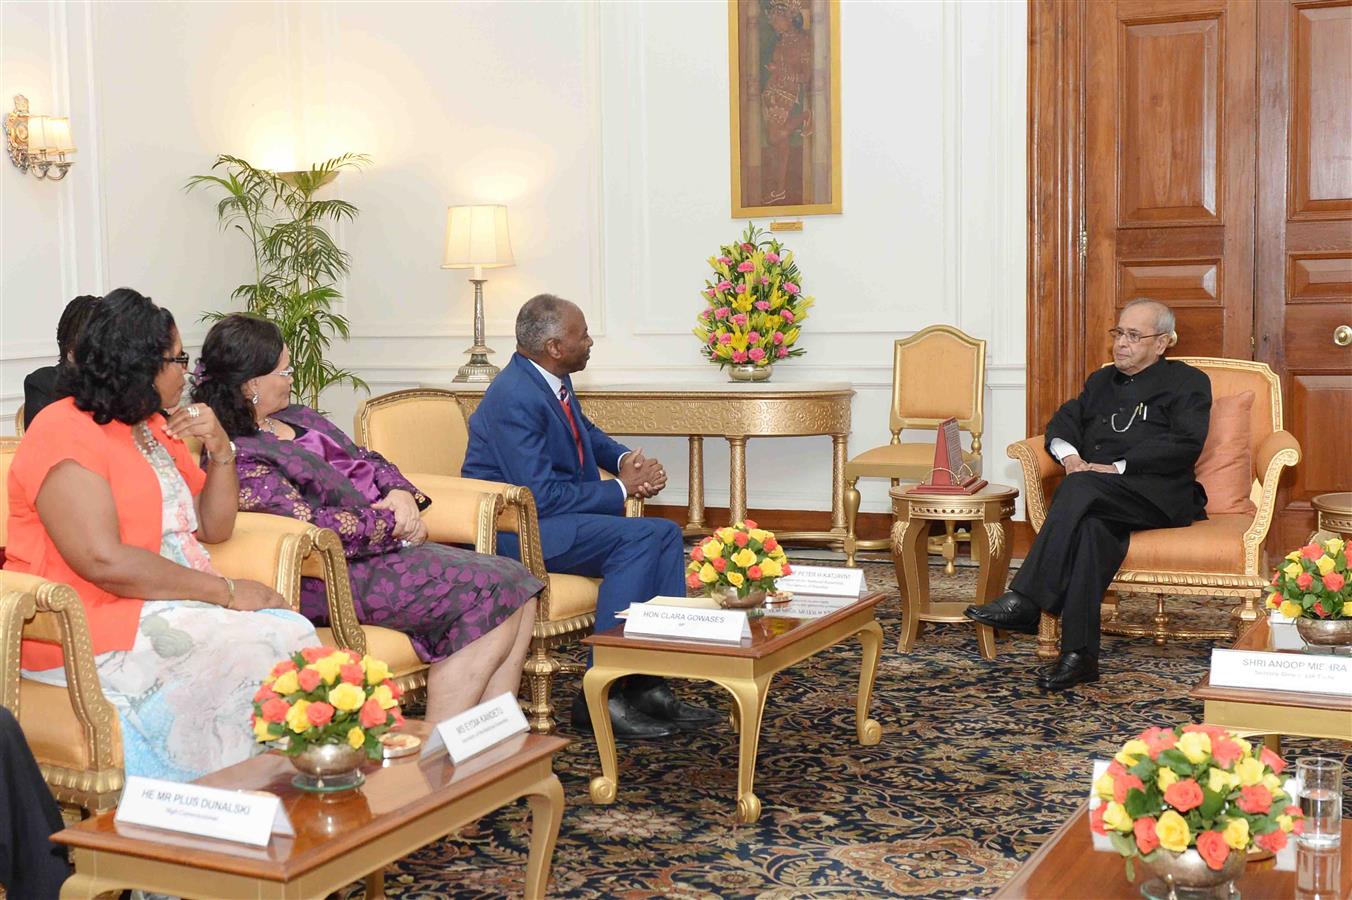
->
xmin=5 ymin=288 xmax=316 ymax=780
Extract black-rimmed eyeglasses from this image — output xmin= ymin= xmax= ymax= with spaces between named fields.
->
xmin=1108 ymin=328 xmax=1167 ymax=345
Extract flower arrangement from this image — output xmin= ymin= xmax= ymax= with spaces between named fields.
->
xmin=251 ymin=646 xmax=404 ymax=760
xmin=693 ymin=223 xmax=814 ymax=370
xmin=685 ymin=519 xmax=792 ymax=598
xmin=1093 ymin=724 xmax=1302 ymax=878
xmin=1266 ymin=536 xmax=1348 ymax=619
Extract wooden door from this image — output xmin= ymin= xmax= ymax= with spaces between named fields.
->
xmin=1083 ymin=0 xmax=1257 ymax=379
xmin=1256 ymin=0 xmax=1352 ymax=548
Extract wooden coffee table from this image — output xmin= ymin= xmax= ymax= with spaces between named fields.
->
xmin=582 ymin=591 xmax=885 ymax=823
xmin=1190 ymin=616 xmax=1352 ymax=750
xmin=890 ymin=483 xmax=1019 ymax=659
xmin=53 ymin=723 xmax=567 ymax=899
xmin=996 ymin=804 xmax=1352 ymax=898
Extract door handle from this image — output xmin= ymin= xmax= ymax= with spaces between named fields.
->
xmin=1336 ymin=325 xmax=1352 ymax=348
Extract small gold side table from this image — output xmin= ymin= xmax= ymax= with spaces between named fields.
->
xmin=890 ymin=483 xmax=1019 ymax=659
xmin=1312 ymin=491 xmax=1352 ymax=542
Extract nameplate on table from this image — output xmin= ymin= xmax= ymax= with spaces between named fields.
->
xmin=114 ymin=775 xmax=292 ymax=847
xmin=624 ymin=603 xmax=751 ymax=644
xmin=1209 ymin=648 xmax=1352 ymax=697
xmin=423 ymin=691 xmax=529 ymax=764
xmin=762 ymin=595 xmax=857 ymax=620
xmin=773 ymin=565 xmax=865 ymax=597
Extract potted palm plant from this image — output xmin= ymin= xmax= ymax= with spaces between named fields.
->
xmin=186 ymin=153 xmax=370 ymax=408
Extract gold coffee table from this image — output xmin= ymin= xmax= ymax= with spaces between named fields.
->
xmin=1313 ymin=491 xmax=1352 ymax=541
xmin=582 ymin=591 xmax=885 ymax=823
xmin=54 ymin=724 xmax=567 ymax=899
xmin=890 ymin=483 xmax=1019 ymax=659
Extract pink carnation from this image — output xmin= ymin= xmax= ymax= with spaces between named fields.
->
xmin=773 ymin=331 xmax=785 ymax=345
xmin=781 ymin=309 xmax=795 ymax=323
xmin=717 ymin=256 xmax=732 ymax=265
xmin=741 ymin=242 xmax=755 ymax=252
xmin=719 ymin=333 xmax=732 ymax=345
xmin=747 ymin=331 xmax=761 ymax=343
xmin=783 ymin=282 xmax=800 ymax=294
xmin=716 ymin=280 xmax=733 ymax=291
xmin=736 ymin=284 xmax=747 ymax=294
xmin=765 ymin=251 xmax=780 ymax=263
xmin=748 ymin=347 xmax=766 ymax=362
xmin=731 ymin=350 xmax=748 ymax=363
xmin=732 ymin=314 xmax=748 ymax=327
xmin=761 ymin=276 xmax=770 ymax=285
xmin=776 ymin=347 xmax=788 ymax=358
xmin=714 ymin=307 xmax=730 ymax=319
xmin=755 ymin=301 xmax=770 ymax=311
xmin=737 ymin=261 xmax=755 ymax=273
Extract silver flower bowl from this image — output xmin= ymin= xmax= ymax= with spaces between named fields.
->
xmin=710 ymin=585 xmax=767 ymax=609
xmin=289 ymin=743 xmax=367 ymax=793
xmin=1140 ymin=847 xmax=1246 ymax=897
xmin=1295 ymin=616 xmax=1352 ymax=647
xmin=728 ymin=363 xmax=773 ymax=383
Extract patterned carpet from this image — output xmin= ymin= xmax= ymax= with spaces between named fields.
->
xmin=342 ymin=558 xmax=1350 ymax=899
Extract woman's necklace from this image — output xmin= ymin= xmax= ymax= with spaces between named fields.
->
xmin=260 ymin=417 xmax=279 ymax=435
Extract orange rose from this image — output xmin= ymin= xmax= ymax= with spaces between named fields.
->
xmin=359 ymin=698 xmax=387 ymax=729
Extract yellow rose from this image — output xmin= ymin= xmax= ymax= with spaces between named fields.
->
xmin=1279 ymin=600 xmax=1304 ymax=619
xmin=1261 ymin=773 xmax=1282 ymax=793
xmin=347 ymin=726 xmax=365 ymax=750
xmin=272 ymin=671 xmax=300 ymax=696
xmin=760 ymin=557 xmax=783 ymax=578
xmin=371 ymin=684 xmax=398 ymax=710
xmin=717 ymin=527 xmax=736 ymax=544
xmin=1326 ymin=538 xmax=1345 ymax=556
xmin=1222 ymin=817 xmax=1250 ymax=850
xmin=732 ymin=548 xmax=758 ymax=568
xmin=1207 ymin=767 xmax=1238 ymax=794
xmin=1156 ymin=810 xmax=1191 ymax=853
xmin=1093 ymin=772 xmax=1116 ymax=801
xmin=285 ymin=699 xmax=312 ymax=734
xmin=328 ymin=681 xmax=367 ymax=712
xmin=1178 ymin=731 xmax=1212 ymax=764
xmin=363 ymin=655 xmax=391 ymax=686
xmin=1286 ymin=550 xmax=1302 ymax=561
xmin=727 ymin=571 xmax=745 ymax=587
xmin=749 ymin=528 xmax=771 ymax=544
xmin=1315 ymin=555 xmax=1336 ymax=576
xmin=253 ymin=717 xmax=275 ymax=742
xmin=1276 ymin=814 xmax=1294 ymax=833
xmin=1114 ymin=739 xmax=1150 ymax=766
xmin=1266 ymin=594 xmax=1280 ymax=610
xmin=1102 ymin=801 xmax=1133 ymax=833
xmin=703 ymin=540 xmax=723 ymax=560
xmin=698 ymin=563 xmax=718 ymax=584
xmin=1235 ymin=737 xmax=1253 ymax=759
xmin=312 ymin=653 xmax=344 ymax=685
xmin=1283 ymin=561 xmax=1303 ymax=579
xmin=1236 ymin=757 xmax=1265 ymax=786
xmin=1157 ymin=767 xmax=1179 ymax=792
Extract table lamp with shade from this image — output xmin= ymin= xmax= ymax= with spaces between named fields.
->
xmin=442 ymin=204 xmax=514 ymax=382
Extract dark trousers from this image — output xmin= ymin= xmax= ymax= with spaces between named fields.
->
xmin=1010 ymin=473 xmax=1174 ymax=656
xmin=501 ymin=515 xmax=686 ymax=635
xmin=0 ymin=706 xmax=70 ymax=900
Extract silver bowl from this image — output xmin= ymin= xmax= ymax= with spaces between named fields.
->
xmin=1141 ymin=847 xmax=1246 ymax=893
xmin=1296 ymin=617 xmax=1352 ymax=647
xmin=289 ymin=743 xmax=367 ymax=792
xmin=710 ymin=585 xmax=767 ymax=609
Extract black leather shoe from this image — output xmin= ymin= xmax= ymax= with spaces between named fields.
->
xmin=963 ymin=590 xmax=1041 ymax=635
xmin=625 ymin=675 xmax=722 ymax=730
xmin=571 ymin=691 xmax=677 ymax=740
xmin=1037 ymin=650 xmax=1100 ymax=692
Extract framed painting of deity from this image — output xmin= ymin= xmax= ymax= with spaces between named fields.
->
xmin=728 ymin=0 xmax=841 ymax=218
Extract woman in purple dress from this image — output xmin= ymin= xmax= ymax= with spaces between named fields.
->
xmin=192 ymin=315 xmax=542 ymax=722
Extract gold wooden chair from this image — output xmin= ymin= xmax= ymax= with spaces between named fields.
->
xmin=1007 ymin=358 xmax=1302 ymax=661
xmin=13 ymin=403 xmax=24 ymax=436
xmin=0 ymin=437 xmax=339 ymax=815
xmin=355 ymin=387 xmax=645 ymax=733
xmin=843 ymin=325 xmax=987 ymax=569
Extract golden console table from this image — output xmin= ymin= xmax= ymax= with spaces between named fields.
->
xmin=433 ymin=381 xmax=855 ymax=547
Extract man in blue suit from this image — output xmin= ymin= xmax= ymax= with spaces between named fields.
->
xmin=463 ymin=294 xmax=720 ymax=740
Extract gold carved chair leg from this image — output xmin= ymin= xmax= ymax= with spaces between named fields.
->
xmin=844 ymin=476 xmax=861 ymax=567
xmin=1037 ymin=612 xmax=1060 ymax=662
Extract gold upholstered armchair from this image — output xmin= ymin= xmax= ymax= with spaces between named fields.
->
xmin=844 ymin=325 xmax=986 ymax=569
xmin=1007 ymin=358 xmax=1302 ymax=661
xmin=355 ymin=387 xmax=645 ymax=733
xmin=0 ymin=437 xmax=342 ymax=816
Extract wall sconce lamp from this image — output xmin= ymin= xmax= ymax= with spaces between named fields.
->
xmin=5 ymin=95 xmax=76 ymax=181
xmin=442 ymin=204 xmax=515 ymax=383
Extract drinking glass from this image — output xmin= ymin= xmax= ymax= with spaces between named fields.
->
xmin=1296 ymin=757 xmax=1343 ymax=848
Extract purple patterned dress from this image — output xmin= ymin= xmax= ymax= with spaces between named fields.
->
xmin=232 ymin=405 xmax=542 ymax=663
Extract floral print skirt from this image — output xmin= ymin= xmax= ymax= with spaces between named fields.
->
xmin=300 ymin=543 xmax=543 ymax=664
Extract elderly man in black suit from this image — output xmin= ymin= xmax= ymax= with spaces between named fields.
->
xmin=965 ymin=299 xmax=1211 ymax=691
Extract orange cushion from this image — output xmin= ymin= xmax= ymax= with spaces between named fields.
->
xmin=846 ymin=443 xmax=982 ymax=480
xmin=1195 ymin=391 xmax=1256 ymax=515
xmin=18 ymin=678 xmax=122 ymax=771
xmin=1120 ymin=514 xmax=1251 ymax=574
xmin=546 ymin=573 xmax=601 ymax=621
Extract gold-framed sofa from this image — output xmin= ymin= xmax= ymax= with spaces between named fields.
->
xmin=354 ymin=387 xmax=645 ymax=733
xmin=1006 ymin=357 xmax=1302 ymax=660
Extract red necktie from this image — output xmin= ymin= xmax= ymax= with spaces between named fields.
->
xmin=558 ymin=386 xmax=585 ymax=466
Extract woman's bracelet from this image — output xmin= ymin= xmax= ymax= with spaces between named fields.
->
xmin=208 ymin=440 xmax=238 ymax=465
xmin=222 ymin=576 xmax=236 ymax=609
